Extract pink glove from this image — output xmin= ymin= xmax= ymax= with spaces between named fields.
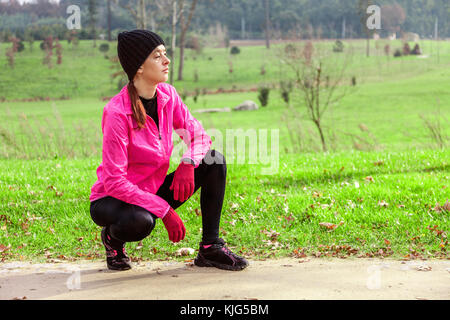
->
xmin=162 ymin=207 xmax=186 ymax=243
xmin=169 ymin=161 xmax=195 ymax=202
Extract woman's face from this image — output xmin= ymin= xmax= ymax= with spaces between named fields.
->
xmin=134 ymin=44 xmax=170 ymax=85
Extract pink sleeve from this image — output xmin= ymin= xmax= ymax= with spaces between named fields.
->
xmin=101 ymin=108 xmax=170 ymax=218
xmin=171 ymin=87 xmax=212 ymax=168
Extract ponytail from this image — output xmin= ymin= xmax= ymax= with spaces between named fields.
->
xmin=127 ymin=81 xmax=147 ymax=129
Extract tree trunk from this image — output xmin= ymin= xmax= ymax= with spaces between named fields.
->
xmin=107 ymin=0 xmax=112 ymax=41
xmin=342 ymin=17 xmax=346 ymax=39
xmin=314 ymin=119 xmax=327 ymax=152
xmin=264 ymin=0 xmax=270 ymax=49
xmin=139 ymin=0 xmax=146 ymax=29
xmin=241 ymin=16 xmax=246 ymax=39
xmin=434 ymin=17 xmax=438 ymax=40
xmin=366 ymin=37 xmax=370 ymax=57
xmin=177 ymin=0 xmax=197 ymax=81
xmin=178 ymin=29 xmax=185 ymax=81
xmin=170 ymin=0 xmax=177 ymax=85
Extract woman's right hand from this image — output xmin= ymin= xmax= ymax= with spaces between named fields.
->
xmin=162 ymin=207 xmax=186 ymax=243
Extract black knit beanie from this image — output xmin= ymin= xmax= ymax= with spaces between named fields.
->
xmin=117 ymin=29 xmax=166 ymax=81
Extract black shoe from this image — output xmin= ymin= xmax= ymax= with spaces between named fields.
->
xmin=101 ymin=227 xmax=131 ymax=271
xmin=194 ymin=238 xmax=249 ymax=271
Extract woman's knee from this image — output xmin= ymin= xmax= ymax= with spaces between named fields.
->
xmin=110 ymin=208 xmax=156 ymax=242
xmin=203 ymin=149 xmax=227 ymax=175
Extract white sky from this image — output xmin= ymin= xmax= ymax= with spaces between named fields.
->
xmin=2 ymin=0 xmax=60 ymax=4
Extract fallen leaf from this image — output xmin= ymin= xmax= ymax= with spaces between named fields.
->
xmin=378 ymin=200 xmax=389 ymax=207
xmin=365 ymin=176 xmax=375 ymax=182
xmin=384 ymin=239 xmax=391 ymax=245
xmin=319 ymin=221 xmax=344 ymax=231
xmin=415 ymin=265 xmax=432 ymax=272
xmin=12 ymin=296 xmax=27 ymax=300
xmin=175 ymin=248 xmax=195 ymax=256
xmin=0 ymin=244 xmax=11 ymax=252
xmin=312 ymin=191 xmax=322 ymax=198
xmin=443 ymin=200 xmax=450 ymax=212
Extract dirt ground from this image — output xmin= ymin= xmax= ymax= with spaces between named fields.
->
xmin=0 ymin=257 xmax=449 ymax=300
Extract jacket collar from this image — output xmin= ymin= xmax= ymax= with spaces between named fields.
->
xmin=121 ymin=83 xmax=170 ymax=115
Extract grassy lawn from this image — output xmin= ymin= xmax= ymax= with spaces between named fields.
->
xmin=0 ymin=39 xmax=448 ymax=262
xmin=0 ymin=149 xmax=447 ymax=262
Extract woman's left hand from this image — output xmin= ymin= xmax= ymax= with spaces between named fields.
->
xmin=170 ymin=162 xmax=195 ymax=202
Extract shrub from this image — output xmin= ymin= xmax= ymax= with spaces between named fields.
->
xmin=332 ymin=40 xmax=344 ymax=53
xmin=17 ymin=42 xmax=25 ymax=52
xmin=393 ymin=49 xmax=402 ymax=58
xmin=284 ymin=43 xmax=297 ymax=56
xmin=280 ymin=80 xmax=293 ymax=104
xmin=402 ymin=42 xmax=411 ymax=55
xmin=185 ymin=34 xmax=204 ymax=54
xmin=230 ymin=46 xmax=240 ymax=55
xmin=260 ymin=65 xmax=266 ymax=75
xmin=384 ymin=44 xmax=390 ymax=56
xmin=194 ymin=69 xmax=199 ymax=82
xmin=193 ymin=88 xmax=200 ymax=103
xmin=99 ymin=43 xmax=109 ymax=53
xmin=258 ymin=86 xmax=270 ymax=107
xmin=411 ymin=43 xmax=421 ymax=55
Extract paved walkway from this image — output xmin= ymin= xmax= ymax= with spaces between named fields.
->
xmin=0 ymin=258 xmax=449 ymax=300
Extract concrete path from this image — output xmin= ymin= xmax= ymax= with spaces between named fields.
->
xmin=0 ymin=258 xmax=449 ymax=300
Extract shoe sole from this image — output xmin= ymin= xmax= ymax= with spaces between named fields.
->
xmin=194 ymin=256 xmax=248 ymax=271
xmin=106 ymin=263 xmax=132 ymax=271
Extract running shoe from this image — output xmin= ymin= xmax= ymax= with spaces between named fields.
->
xmin=194 ymin=238 xmax=248 ymax=271
xmin=101 ymin=227 xmax=131 ymax=271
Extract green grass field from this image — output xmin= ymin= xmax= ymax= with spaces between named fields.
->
xmin=0 ymin=39 xmax=448 ymax=262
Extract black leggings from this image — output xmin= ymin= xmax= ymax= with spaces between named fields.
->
xmin=90 ymin=149 xmax=226 ymax=245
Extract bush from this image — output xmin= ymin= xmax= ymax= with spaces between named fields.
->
xmin=257 ymin=86 xmax=270 ymax=107
xmin=332 ymin=40 xmax=344 ymax=53
xmin=411 ymin=43 xmax=421 ymax=55
xmin=284 ymin=43 xmax=297 ymax=56
xmin=17 ymin=41 xmax=25 ymax=52
xmin=402 ymin=42 xmax=411 ymax=55
xmin=230 ymin=46 xmax=240 ymax=55
xmin=280 ymin=80 xmax=293 ymax=104
xmin=99 ymin=43 xmax=109 ymax=53
xmin=393 ymin=49 xmax=402 ymax=58
xmin=185 ymin=34 xmax=204 ymax=54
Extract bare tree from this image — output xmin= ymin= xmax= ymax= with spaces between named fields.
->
xmin=280 ymin=42 xmax=354 ymax=152
xmin=264 ymin=0 xmax=271 ymax=49
xmin=358 ymin=0 xmax=374 ymax=57
xmin=88 ymin=0 xmax=98 ymax=47
xmin=177 ymin=0 xmax=198 ymax=81
xmin=107 ymin=0 xmax=112 ymax=41
xmin=119 ymin=0 xmax=147 ymax=29
xmin=381 ymin=3 xmax=406 ymax=36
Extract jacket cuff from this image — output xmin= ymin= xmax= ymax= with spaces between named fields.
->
xmin=180 ymin=158 xmax=195 ymax=166
xmin=160 ymin=204 xmax=171 ymax=219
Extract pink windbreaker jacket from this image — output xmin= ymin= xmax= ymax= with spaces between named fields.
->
xmin=90 ymin=82 xmax=212 ymax=219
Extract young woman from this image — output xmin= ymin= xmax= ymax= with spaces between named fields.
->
xmin=89 ymin=29 xmax=248 ymax=272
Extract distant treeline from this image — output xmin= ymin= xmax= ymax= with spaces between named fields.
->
xmin=0 ymin=0 xmax=449 ymax=42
